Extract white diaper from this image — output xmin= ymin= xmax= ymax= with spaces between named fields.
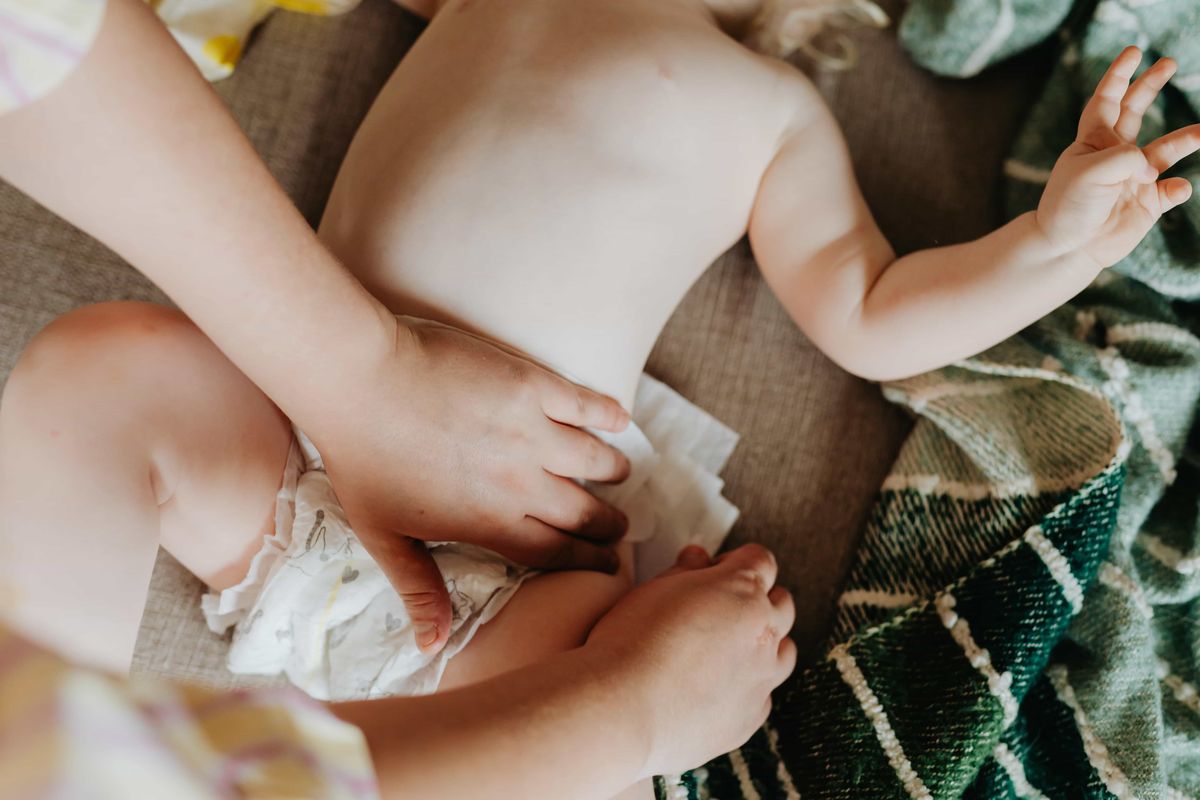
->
xmin=202 ymin=375 xmax=740 ymax=701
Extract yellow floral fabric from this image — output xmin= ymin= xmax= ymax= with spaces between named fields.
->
xmin=0 ymin=0 xmax=363 ymax=115
xmin=0 ymin=624 xmax=379 ymax=798
xmin=152 ymin=0 xmax=363 ymax=80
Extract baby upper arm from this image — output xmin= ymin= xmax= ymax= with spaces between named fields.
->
xmin=747 ymin=87 xmax=895 ymax=374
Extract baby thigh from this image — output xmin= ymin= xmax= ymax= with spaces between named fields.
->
xmin=438 ymin=541 xmax=635 ymax=691
xmin=438 ymin=543 xmax=653 ymax=799
xmin=0 ymin=302 xmax=291 ymax=673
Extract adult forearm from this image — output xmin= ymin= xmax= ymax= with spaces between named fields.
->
xmin=332 ymin=646 xmax=649 ymax=800
xmin=0 ymin=0 xmax=392 ymax=428
xmin=0 ymin=0 xmax=644 ymax=646
xmin=835 ymin=212 xmax=1096 ymax=381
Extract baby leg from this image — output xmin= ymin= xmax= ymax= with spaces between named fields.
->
xmin=439 ymin=544 xmax=653 ymax=799
xmin=0 ymin=302 xmax=291 ymax=673
xmin=439 ymin=543 xmax=634 ymax=689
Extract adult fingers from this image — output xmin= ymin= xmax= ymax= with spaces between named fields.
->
xmin=533 ymin=473 xmax=629 ymax=542
xmin=412 ymin=315 xmax=632 ymax=434
xmin=716 ymin=543 xmax=779 ymax=590
xmin=498 ymin=516 xmax=622 ymax=573
xmin=1072 ymin=143 xmax=1157 ymax=185
xmin=1114 ymin=56 xmax=1176 ymax=142
xmin=1158 ymin=177 xmax=1194 ymax=212
xmin=538 ymin=372 xmax=631 ymax=433
xmin=1079 ymin=46 xmax=1141 ymax=137
xmin=370 ymin=534 xmax=452 ymax=654
xmin=401 ymin=316 xmax=631 ymax=433
xmin=1144 ymin=124 xmax=1200 ymax=172
xmin=542 ymin=422 xmax=631 ymax=484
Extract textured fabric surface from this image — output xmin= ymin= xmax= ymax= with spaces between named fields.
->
xmin=0 ymin=0 xmax=1032 ymax=716
xmin=676 ymin=0 xmax=1200 ymax=797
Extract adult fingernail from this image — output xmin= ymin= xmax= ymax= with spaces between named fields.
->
xmin=416 ymin=623 xmax=440 ymax=650
xmin=1143 ymin=164 xmax=1159 ymax=182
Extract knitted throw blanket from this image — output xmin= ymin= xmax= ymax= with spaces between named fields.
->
xmin=658 ymin=1 xmax=1200 ymax=797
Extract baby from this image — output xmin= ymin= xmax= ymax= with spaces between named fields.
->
xmin=1 ymin=0 xmax=1197 ymax=796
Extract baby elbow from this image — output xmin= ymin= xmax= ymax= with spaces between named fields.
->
xmin=801 ymin=312 xmax=928 ymax=383
xmin=822 ymin=344 xmax=922 ymax=384
xmin=833 ymin=358 xmax=896 ymax=383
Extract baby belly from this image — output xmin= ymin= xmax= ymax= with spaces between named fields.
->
xmin=317 ymin=104 xmax=736 ymax=408
xmin=345 ymin=237 xmax=683 ymax=408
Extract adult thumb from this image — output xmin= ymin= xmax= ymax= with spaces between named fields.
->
xmin=371 ymin=533 xmax=453 ymax=654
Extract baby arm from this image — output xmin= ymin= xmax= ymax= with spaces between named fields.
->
xmin=750 ymin=48 xmax=1199 ymax=382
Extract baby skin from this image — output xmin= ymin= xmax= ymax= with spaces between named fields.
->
xmin=1 ymin=0 xmax=1198 ymax=796
xmin=321 ymin=3 xmax=1198 ymax=403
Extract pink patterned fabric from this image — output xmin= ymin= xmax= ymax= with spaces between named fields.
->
xmin=0 ymin=624 xmax=379 ymax=798
xmin=0 ymin=0 xmax=106 ymax=113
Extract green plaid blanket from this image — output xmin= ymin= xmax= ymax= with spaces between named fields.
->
xmin=660 ymin=0 xmax=1200 ymax=797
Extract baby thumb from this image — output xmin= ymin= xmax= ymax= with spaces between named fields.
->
xmin=377 ymin=534 xmax=453 ymax=654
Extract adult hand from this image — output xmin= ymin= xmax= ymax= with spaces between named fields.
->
xmin=315 ymin=314 xmax=633 ymax=654
xmin=335 ymin=544 xmax=796 ymax=800
xmin=0 ymin=0 xmax=633 ymax=658
xmin=586 ymin=544 xmax=797 ymax=778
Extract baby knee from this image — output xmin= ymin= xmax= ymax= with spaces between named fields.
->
xmin=555 ymin=565 xmax=636 ymax=640
xmin=3 ymin=302 xmax=195 ymax=417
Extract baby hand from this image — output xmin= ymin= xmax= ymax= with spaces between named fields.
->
xmin=1036 ymin=47 xmax=1200 ymax=270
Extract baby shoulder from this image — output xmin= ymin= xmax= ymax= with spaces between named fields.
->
xmin=742 ymin=54 xmax=839 ymax=145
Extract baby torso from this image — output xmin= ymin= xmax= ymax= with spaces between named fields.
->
xmin=319 ymin=0 xmax=812 ymax=406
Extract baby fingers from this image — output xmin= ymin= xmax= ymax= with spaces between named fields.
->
xmin=1114 ymin=56 xmax=1177 ymax=142
xmin=1157 ymin=177 xmax=1193 ymax=212
xmin=768 ymin=585 xmax=796 ymax=637
xmin=776 ymin=636 xmax=798 ymax=683
xmin=1079 ymin=46 xmax=1142 ymax=137
xmin=1145 ymin=124 xmax=1200 ymax=172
